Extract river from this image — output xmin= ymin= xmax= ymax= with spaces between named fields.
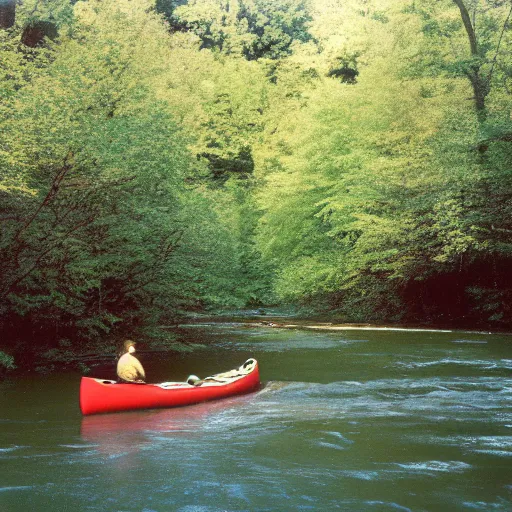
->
xmin=1 ymin=322 xmax=511 ymax=511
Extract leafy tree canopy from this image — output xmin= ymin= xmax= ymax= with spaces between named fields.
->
xmin=163 ymin=0 xmax=312 ymax=60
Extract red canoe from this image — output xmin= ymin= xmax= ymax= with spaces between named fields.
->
xmin=79 ymin=358 xmax=260 ymax=415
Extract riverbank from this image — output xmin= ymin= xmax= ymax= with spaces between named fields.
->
xmin=0 ymin=326 xmax=190 ymax=377
xmin=179 ymin=319 xmax=512 ymax=336
xmin=2 ymin=310 xmax=511 ymax=378
xmin=179 ymin=308 xmax=512 ymax=335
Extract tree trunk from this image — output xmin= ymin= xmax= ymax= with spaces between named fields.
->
xmin=452 ymin=0 xmax=489 ymax=119
xmin=0 ymin=0 xmax=16 ymax=29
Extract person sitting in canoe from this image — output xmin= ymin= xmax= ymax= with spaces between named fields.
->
xmin=117 ymin=340 xmax=146 ymax=383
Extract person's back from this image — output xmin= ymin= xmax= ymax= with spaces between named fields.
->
xmin=117 ymin=340 xmax=145 ymax=383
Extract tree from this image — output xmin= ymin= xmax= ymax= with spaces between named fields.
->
xmin=0 ymin=0 xmax=248 ymax=352
xmin=253 ymin=0 xmax=512 ymax=326
xmin=405 ymin=1 xmax=512 ymax=124
xmin=171 ymin=0 xmax=312 ymax=60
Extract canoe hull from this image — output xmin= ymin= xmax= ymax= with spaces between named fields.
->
xmin=80 ymin=360 xmax=260 ymax=415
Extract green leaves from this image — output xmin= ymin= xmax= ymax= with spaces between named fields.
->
xmin=250 ymin=0 xmax=512 ymax=327
xmin=1 ymin=0 xmax=511 ymax=356
xmin=173 ymin=0 xmax=312 ymax=60
xmin=0 ymin=0 xmax=257 ymax=349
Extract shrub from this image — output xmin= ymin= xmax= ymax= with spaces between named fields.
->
xmin=0 ymin=351 xmax=17 ymax=372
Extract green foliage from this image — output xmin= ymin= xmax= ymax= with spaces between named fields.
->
xmin=0 ymin=350 xmax=16 ymax=372
xmin=0 ymin=0 xmax=255 ymax=353
xmin=77 ymin=362 xmax=91 ymax=374
xmin=1 ymin=0 xmax=511 ymax=365
xmin=16 ymin=0 xmax=75 ymax=26
xmin=172 ymin=0 xmax=312 ymax=60
xmin=253 ymin=0 xmax=512 ymax=327
xmin=155 ymin=0 xmax=188 ymax=24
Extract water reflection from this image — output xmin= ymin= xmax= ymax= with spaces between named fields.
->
xmin=80 ymin=393 xmax=255 ymax=460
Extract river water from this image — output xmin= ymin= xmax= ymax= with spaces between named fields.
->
xmin=1 ymin=323 xmax=511 ymax=511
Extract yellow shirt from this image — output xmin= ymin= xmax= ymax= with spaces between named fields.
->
xmin=117 ymin=353 xmax=146 ymax=382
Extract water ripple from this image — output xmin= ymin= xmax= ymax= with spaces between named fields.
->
xmin=0 ymin=486 xmax=33 ymax=492
xmin=365 ymin=501 xmax=412 ymax=511
xmin=394 ymin=460 xmax=471 ymax=473
xmin=397 ymin=359 xmax=512 ymax=370
xmin=0 ymin=445 xmax=28 ymax=453
xmin=451 ymin=340 xmax=488 ymax=345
